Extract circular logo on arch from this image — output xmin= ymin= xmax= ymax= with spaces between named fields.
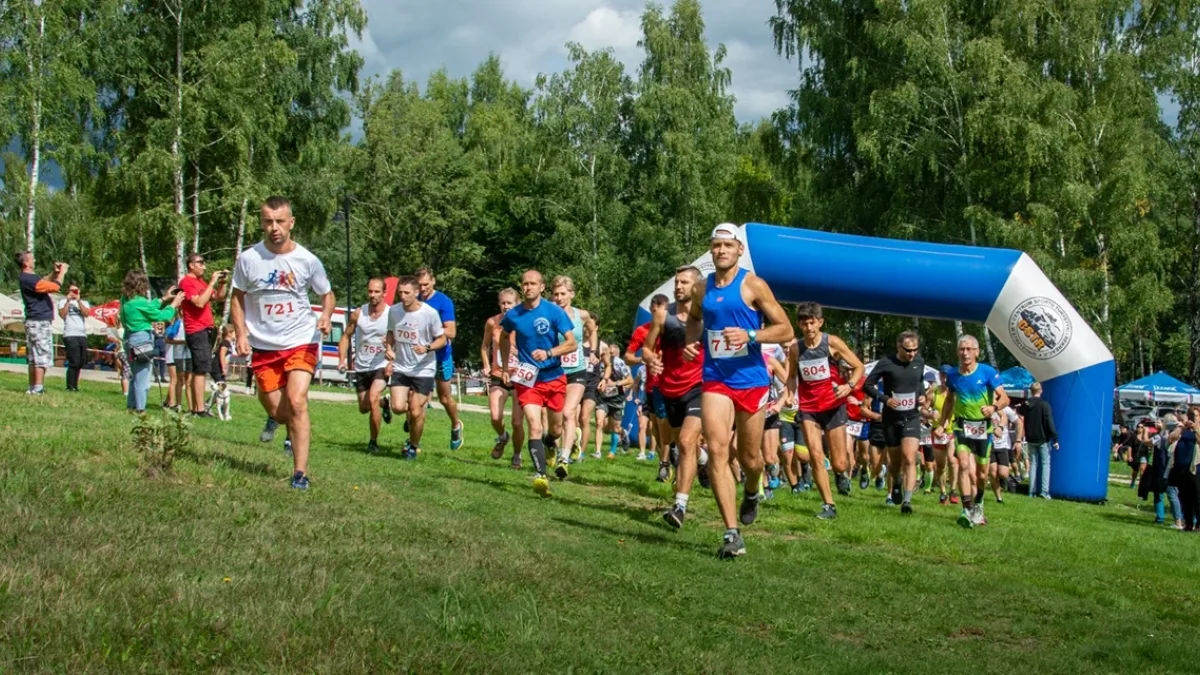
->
xmin=534 ymin=318 xmax=552 ymax=335
xmin=1008 ymin=297 xmax=1072 ymax=361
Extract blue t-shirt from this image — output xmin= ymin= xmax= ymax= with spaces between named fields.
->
xmin=500 ymin=299 xmax=574 ymax=383
xmin=422 ymin=290 xmax=455 ymax=363
xmin=942 ymin=363 xmax=1003 ymax=421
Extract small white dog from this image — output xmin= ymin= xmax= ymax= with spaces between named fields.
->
xmin=206 ymin=380 xmax=232 ymax=421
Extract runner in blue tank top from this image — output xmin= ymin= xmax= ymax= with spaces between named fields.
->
xmin=684 ymin=223 xmax=794 ymax=559
xmin=551 ymin=275 xmax=597 ymax=469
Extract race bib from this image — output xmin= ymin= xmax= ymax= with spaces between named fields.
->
xmin=708 ymin=330 xmax=748 ymax=359
xmin=561 ymin=350 xmax=580 ymax=369
xmin=511 ymin=362 xmax=538 ymax=387
xmin=393 ymin=325 xmax=419 ymax=345
xmin=361 ymin=342 xmax=386 ymax=356
xmin=892 ymin=392 xmax=916 ymax=412
xmin=258 ymin=296 xmax=302 ymax=324
xmin=920 ymin=425 xmax=933 ymax=445
xmin=963 ymin=421 xmax=988 ymax=440
xmin=846 ymin=421 xmax=864 ymax=437
xmin=798 ymin=357 xmax=831 ymax=382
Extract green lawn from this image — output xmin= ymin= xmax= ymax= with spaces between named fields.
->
xmin=1 ymin=371 xmax=1197 ymax=673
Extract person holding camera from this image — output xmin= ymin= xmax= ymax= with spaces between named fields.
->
xmin=16 ymin=251 xmax=68 ymax=395
xmin=1166 ymin=408 xmax=1200 ymax=530
xmin=57 ymin=283 xmax=90 ymax=391
xmin=179 ymin=253 xmax=228 ymax=417
xmin=119 ymin=271 xmax=186 ymax=413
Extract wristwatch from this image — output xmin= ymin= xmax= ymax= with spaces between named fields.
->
xmin=748 ymin=329 xmax=758 ymax=344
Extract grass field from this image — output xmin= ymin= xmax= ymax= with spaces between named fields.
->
xmin=1 ymin=371 xmax=1198 ymax=673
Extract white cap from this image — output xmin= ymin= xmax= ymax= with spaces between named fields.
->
xmin=711 ymin=223 xmax=740 ymax=241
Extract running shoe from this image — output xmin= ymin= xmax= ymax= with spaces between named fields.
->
xmin=763 ymin=487 xmax=775 ymax=501
xmin=260 ymin=417 xmax=279 ymax=443
xmin=949 ymin=492 xmax=960 ymax=505
xmin=510 ymin=454 xmax=523 ymax=471
xmin=283 ymin=439 xmax=293 ymax=456
xmin=636 ymin=452 xmax=647 ymax=461
xmin=367 ymin=440 xmax=379 ymax=455
xmin=591 ymin=451 xmax=602 ymax=459
xmin=901 ymin=501 xmax=913 ymax=515
xmin=859 ymin=474 xmax=869 ymax=490
xmin=657 ymin=462 xmax=671 ymax=483
xmin=533 ymin=475 xmax=551 ymax=498
xmin=491 ymin=432 xmax=510 ymax=460
xmin=996 ymin=497 xmax=1005 ymax=505
xmin=606 ymin=452 xmax=617 ymax=460
xmin=852 ymin=467 xmax=861 ymax=479
xmin=646 ymin=451 xmax=656 ymax=461
xmin=381 ymin=397 xmax=392 ymax=424
xmin=403 ymin=441 xmax=417 ymax=461
xmin=939 ymin=492 xmax=949 ymax=505
xmin=792 ymin=484 xmax=803 ymax=495
xmin=891 ymin=486 xmax=902 ymax=504
xmin=816 ymin=504 xmax=837 ymax=520
xmin=450 ymin=422 xmax=464 ymax=450
xmin=739 ymin=492 xmax=761 ymax=525
xmin=717 ymin=530 xmax=746 ymax=559
xmin=874 ymin=477 xmax=884 ymax=490
xmin=923 ymin=487 xmax=934 ymax=495
xmin=290 ymin=471 xmax=309 ymax=490
xmin=971 ymin=505 xmax=986 ymax=527
xmin=768 ymin=475 xmax=782 ymax=490
xmin=697 ymin=464 xmax=711 ymax=489
xmin=554 ymin=462 xmax=569 ymax=480
xmin=885 ymin=495 xmax=896 ymax=506
xmin=663 ymin=506 xmax=686 ymax=529
xmin=957 ymin=510 xmax=974 ymax=528
xmin=836 ymin=475 xmax=851 ymax=496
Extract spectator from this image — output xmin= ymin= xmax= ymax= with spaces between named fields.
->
xmin=1166 ymin=407 xmax=1200 ymax=531
xmin=1113 ymin=424 xmax=1133 ymax=463
xmin=119 ymin=271 xmax=184 ymax=413
xmin=1023 ymin=382 xmax=1059 ymax=499
xmin=16 ymin=251 xmax=68 ymax=394
xmin=152 ymin=322 xmax=167 ymax=383
xmin=178 ymin=253 xmax=228 ymax=417
xmin=104 ymin=329 xmax=130 ymax=397
xmin=1137 ymin=417 xmax=1171 ymax=524
xmin=57 ymin=283 xmax=90 ymax=391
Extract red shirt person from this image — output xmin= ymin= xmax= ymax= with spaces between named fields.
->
xmin=179 ymin=253 xmax=228 ymax=415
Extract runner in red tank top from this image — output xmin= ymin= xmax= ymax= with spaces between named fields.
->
xmin=785 ymin=302 xmax=864 ymax=520
xmin=480 ymin=288 xmax=525 ymax=466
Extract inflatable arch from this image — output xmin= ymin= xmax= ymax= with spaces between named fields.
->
xmin=637 ymin=223 xmax=1114 ymax=501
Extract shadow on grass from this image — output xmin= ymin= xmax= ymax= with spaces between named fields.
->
xmin=549 ymin=516 xmax=712 ymax=555
xmin=436 ymin=472 xmax=666 ymax=526
xmin=1097 ymin=511 xmax=1167 ymax=529
xmin=176 ymin=448 xmax=274 ymax=476
xmin=567 ymin=473 xmax=662 ymax=500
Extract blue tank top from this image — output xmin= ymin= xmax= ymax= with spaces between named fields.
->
xmin=701 ymin=268 xmax=767 ymax=388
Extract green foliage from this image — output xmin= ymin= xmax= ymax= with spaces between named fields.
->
xmin=130 ymin=409 xmax=191 ymax=478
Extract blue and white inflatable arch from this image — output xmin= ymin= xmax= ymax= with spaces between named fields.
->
xmin=637 ymin=222 xmax=1114 ymax=501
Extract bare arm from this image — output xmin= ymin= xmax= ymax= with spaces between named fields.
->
xmin=584 ymin=310 xmax=598 ymax=354
xmin=480 ymin=318 xmax=496 ymax=374
xmin=747 ymin=275 xmax=794 ymax=345
xmin=58 ymin=301 xmax=69 ymax=321
xmin=991 ymin=386 xmax=1011 ymax=413
xmin=938 ymin=391 xmax=957 ymax=430
xmin=338 ymin=309 xmax=360 ymax=369
xmin=684 ymin=285 xmax=704 ymax=346
xmin=830 ymin=335 xmax=865 ymax=388
xmin=499 ymin=331 xmax=512 ymax=375
xmin=428 ymin=333 xmax=449 ymax=353
xmin=231 ymin=289 xmax=250 ymax=357
xmin=442 ymin=320 xmax=457 ymax=342
xmin=784 ymin=342 xmax=799 ymax=404
xmin=317 ymin=291 xmax=336 ymax=336
xmin=549 ymin=330 xmax=577 ymax=359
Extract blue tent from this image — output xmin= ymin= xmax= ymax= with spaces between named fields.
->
xmin=1116 ymin=371 xmax=1200 ymax=404
xmin=1000 ymin=367 xmax=1035 ymax=398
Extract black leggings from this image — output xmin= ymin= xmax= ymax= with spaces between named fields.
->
xmin=64 ymin=336 xmax=88 ymax=390
xmin=1175 ymin=470 xmax=1199 ymax=530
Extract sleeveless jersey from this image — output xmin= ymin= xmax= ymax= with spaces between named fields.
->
xmin=353 ymin=303 xmax=390 ymax=372
xmin=658 ymin=303 xmax=703 ymax=397
xmin=488 ymin=313 xmax=517 ymax=378
xmin=795 ymin=334 xmax=840 ymax=413
xmin=701 ymin=269 xmax=767 ymax=389
xmin=562 ymin=307 xmax=586 ymax=374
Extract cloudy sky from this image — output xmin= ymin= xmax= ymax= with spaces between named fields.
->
xmin=350 ymin=0 xmax=799 ymax=122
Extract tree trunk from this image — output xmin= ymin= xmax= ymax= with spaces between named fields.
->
xmin=171 ymin=1 xmax=186 ymax=278
xmin=192 ymin=161 xmax=201 ymax=254
xmin=221 ymin=140 xmax=253 ymax=325
xmin=1190 ymin=198 xmax=1200 ymax=384
xmin=1097 ymin=233 xmax=1113 ymax=348
xmin=138 ymin=216 xmax=149 ymax=276
xmin=23 ymin=12 xmax=46 ymax=253
xmin=983 ymin=327 xmax=998 ymax=367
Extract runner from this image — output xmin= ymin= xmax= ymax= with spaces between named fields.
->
xmin=630 ymin=294 xmax=672 ymax=479
xmin=500 ymin=270 xmax=578 ymax=495
xmin=862 ymin=331 xmax=929 ymax=515
xmin=384 ymin=276 xmax=447 ymax=459
xmin=928 ymin=370 xmax=959 ymax=504
xmin=786 ymin=302 xmax=865 ymax=520
xmin=776 ymin=339 xmax=810 ymax=493
xmin=580 ymin=339 xmax=611 ymax=459
xmin=644 ymin=268 xmax=710 ymax=526
xmin=551 ymin=276 xmax=598 ymax=466
xmin=415 ymin=268 xmax=464 ymax=450
xmin=845 ymin=369 xmax=874 ymax=491
xmin=230 ymin=196 xmax=335 ymax=490
xmin=937 ymin=334 xmax=1010 ymax=528
xmin=598 ymin=342 xmax=634 ymax=457
xmin=761 ymin=343 xmax=790 ymax=499
xmin=337 ymin=278 xmax=392 ymax=455
xmin=988 ymin=404 xmax=1023 ymax=503
xmin=685 ymin=223 xmax=794 ymax=558
xmin=480 ymin=288 xmax=525 ymax=468
xmin=918 ymin=396 xmax=938 ymax=494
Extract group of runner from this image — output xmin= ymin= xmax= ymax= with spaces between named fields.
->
xmin=225 ymin=201 xmax=1021 ymax=558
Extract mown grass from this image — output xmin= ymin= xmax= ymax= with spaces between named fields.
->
xmin=0 ymin=371 xmax=1197 ymax=674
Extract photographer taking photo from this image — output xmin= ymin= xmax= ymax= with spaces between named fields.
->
xmin=179 ymin=253 xmax=229 ymax=418
xmin=57 ymin=283 xmax=90 ymax=391
xmin=16 ymin=251 xmax=68 ymax=395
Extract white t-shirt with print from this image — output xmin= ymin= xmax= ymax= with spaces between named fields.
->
xmin=57 ymin=298 xmax=91 ymax=337
xmin=232 ymin=242 xmax=331 ymax=351
xmin=386 ymin=302 xmax=445 ymax=378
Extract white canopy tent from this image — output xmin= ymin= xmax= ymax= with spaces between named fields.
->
xmin=1 ymin=293 xmax=111 ymax=336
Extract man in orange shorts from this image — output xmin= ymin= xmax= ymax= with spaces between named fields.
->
xmin=499 ymin=270 xmax=578 ymax=496
xmin=231 ymin=196 xmax=335 ymax=490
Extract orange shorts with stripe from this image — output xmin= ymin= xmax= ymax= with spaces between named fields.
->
xmin=251 ymin=344 xmax=319 ymax=394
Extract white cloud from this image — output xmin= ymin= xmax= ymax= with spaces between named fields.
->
xmin=352 ymin=0 xmax=799 ymax=121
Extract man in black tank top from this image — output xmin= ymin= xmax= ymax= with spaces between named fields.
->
xmin=862 ymin=331 xmax=929 ymax=515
